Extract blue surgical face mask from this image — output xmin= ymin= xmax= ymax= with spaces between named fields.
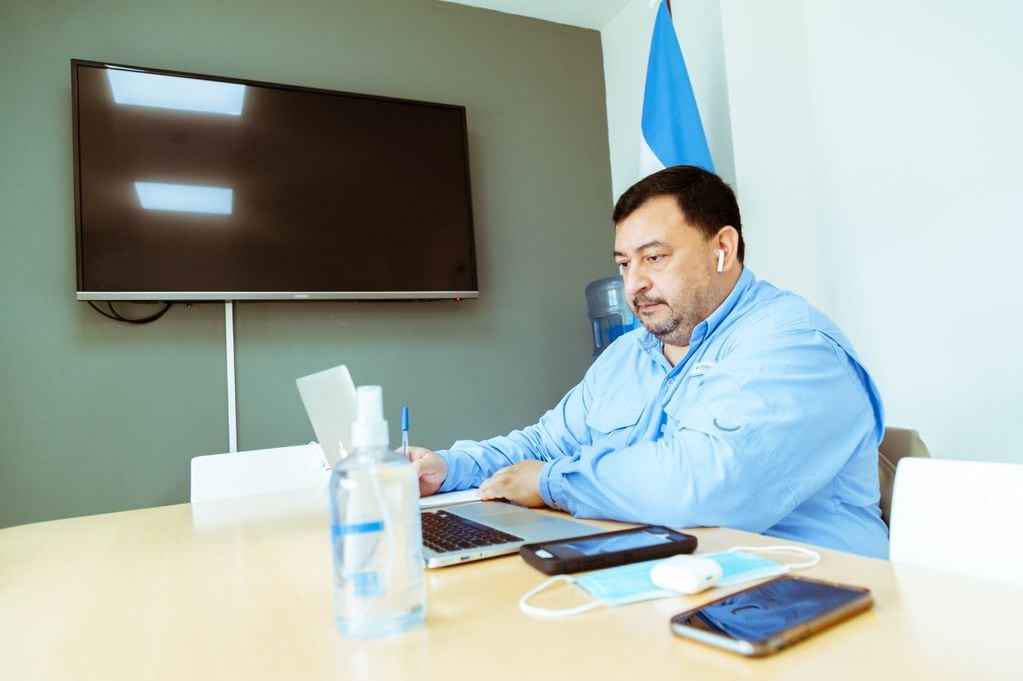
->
xmin=710 ymin=551 xmax=790 ymax=587
xmin=519 ymin=546 xmax=820 ymax=618
xmin=710 ymin=546 xmax=821 ymax=586
xmin=519 ymin=559 xmax=675 ymax=617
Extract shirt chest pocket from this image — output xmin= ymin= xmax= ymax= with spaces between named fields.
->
xmin=662 ymin=399 xmax=747 ymax=437
xmin=585 ymin=401 xmax=644 ymax=445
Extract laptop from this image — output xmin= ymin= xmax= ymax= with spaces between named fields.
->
xmin=296 ymin=365 xmax=357 ymax=467
xmin=421 ymin=496 xmax=599 ymax=568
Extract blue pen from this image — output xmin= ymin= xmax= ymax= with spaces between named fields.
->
xmin=401 ymin=405 xmax=410 ymax=460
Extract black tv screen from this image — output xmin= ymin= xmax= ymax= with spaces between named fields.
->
xmin=71 ymin=59 xmax=478 ymax=301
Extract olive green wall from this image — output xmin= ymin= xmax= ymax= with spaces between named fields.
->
xmin=0 ymin=0 xmax=614 ymax=527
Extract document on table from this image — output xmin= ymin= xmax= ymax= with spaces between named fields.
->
xmin=419 ymin=489 xmax=481 ymax=509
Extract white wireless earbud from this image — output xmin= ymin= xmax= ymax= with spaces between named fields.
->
xmin=716 ymin=249 xmax=724 ymax=273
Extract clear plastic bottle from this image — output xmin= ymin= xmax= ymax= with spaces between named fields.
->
xmin=328 ymin=385 xmax=426 ymax=637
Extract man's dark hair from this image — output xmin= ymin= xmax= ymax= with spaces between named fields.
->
xmin=613 ymin=165 xmax=745 ymax=261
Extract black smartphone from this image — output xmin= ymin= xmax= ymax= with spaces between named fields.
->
xmin=519 ymin=525 xmax=697 ymax=575
xmin=669 ymin=575 xmax=873 ymax=657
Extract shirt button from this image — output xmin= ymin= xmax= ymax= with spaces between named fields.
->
xmin=666 ymin=378 xmax=675 ymax=386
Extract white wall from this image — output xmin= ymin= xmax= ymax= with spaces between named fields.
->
xmin=719 ymin=0 xmax=1023 ymax=462
xmin=716 ymin=0 xmax=834 ymax=310
xmin=601 ymin=0 xmax=734 ymax=202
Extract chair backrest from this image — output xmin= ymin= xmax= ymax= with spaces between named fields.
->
xmin=878 ymin=426 xmax=931 ymax=526
xmin=190 ymin=443 xmax=331 ymax=503
xmin=889 ymin=457 xmax=1023 ymax=584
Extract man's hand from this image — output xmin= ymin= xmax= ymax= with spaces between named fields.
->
xmin=478 ymin=460 xmax=546 ymax=508
xmin=407 ymin=446 xmax=448 ymax=497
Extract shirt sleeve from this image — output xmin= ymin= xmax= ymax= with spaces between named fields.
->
xmin=538 ymin=328 xmax=882 ymax=532
xmin=435 ymin=375 xmax=597 ymax=493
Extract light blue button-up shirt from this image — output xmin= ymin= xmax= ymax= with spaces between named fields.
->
xmin=437 ymin=268 xmax=889 ymax=558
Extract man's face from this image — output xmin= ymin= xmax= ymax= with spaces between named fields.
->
xmin=613 ymin=195 xmax=722 ymax=350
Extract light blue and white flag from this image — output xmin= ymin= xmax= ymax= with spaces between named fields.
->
xmin=640 ymin=0 xmax=714 ymax=175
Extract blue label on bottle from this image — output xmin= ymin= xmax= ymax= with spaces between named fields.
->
xmin=331 ymin=521 xmax=385 ymax=543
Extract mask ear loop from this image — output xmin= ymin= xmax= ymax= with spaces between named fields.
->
xmin=519 ymin=574 xmax=605 ymax=618
xmin=726 ymin=545 xmax=822 ymax=570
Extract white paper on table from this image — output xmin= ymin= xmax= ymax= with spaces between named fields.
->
xmin=419 ymin=488 xmax=481 ymax=509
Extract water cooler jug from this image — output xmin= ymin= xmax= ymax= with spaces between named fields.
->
xmin=585 ymin=276 xmax=640 ymax=357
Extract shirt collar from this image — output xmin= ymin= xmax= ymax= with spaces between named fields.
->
xmin=694 ymin=266 xmax=755 ymax=342
xmin=638 ymin=266 xmax=756 ymax=357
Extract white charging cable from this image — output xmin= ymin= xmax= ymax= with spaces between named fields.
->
xmin=726 ymin=545 xmax=822 ymax=570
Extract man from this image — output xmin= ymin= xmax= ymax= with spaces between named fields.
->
xmin=411 ymin=165 xmax=889 ymax=558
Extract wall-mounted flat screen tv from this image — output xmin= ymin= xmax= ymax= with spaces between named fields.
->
xmin=71 ymin=59 xmax=478 ymax=301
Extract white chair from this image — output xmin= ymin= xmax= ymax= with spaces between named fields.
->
xmin=888 ymin=457 xmax=1023 ymax=584
xmin=190 ymin=443 xmax=331 ymax=503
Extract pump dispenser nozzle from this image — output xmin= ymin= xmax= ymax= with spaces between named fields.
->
xmin=351 ymin=385 xmax=389 ymax=449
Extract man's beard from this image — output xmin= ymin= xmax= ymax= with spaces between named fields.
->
xmin=643 ymin=309 xmax=697 ymax=347
xmin=633 ymin=294 xmax=705 ymax=347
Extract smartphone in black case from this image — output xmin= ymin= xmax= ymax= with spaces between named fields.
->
xmin=519 ymin=525 xmax=698 ymax=575
xmin=670 ymin=575 xmax=873 ymax=657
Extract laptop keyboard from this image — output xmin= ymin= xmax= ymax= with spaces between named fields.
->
xmin=421 ymin=509 xmax=523 ymax=553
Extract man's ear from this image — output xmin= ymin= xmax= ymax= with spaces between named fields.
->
xmin=713 ymin=226 xmax=740 ymax=272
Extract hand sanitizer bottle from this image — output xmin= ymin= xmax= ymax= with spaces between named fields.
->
xmin=328 ymin=385 xmax=425 ymax=637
